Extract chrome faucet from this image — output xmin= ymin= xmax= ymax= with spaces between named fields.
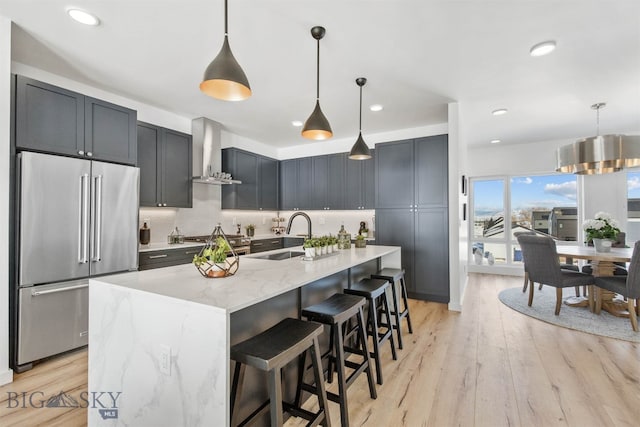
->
xmin=286 ymin=212 xmax=312 ymax=239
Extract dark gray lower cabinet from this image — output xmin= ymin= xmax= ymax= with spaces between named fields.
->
xmin=139 ymin=246 xmax=203 ymax=270
xmin=138 ymin=122 xmax=192 ymax=208
xmin=375 ymin=207 xmax=449 ymax=303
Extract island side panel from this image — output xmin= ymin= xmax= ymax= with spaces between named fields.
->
xmin=88 ymin=280 xmax=229 ymax=427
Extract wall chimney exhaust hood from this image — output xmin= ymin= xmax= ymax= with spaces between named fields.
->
xmin=191 ymin=117 xmax=242 ymax=185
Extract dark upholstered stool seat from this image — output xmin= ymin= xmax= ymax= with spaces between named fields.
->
xmin=371 ymin=268 xmax=413 ymax=349
xmin=230 ymin=318 xmax=331 ymax=427
xmin=344 ymin=278 xmax=397 ymax=385
xmin=298 ymin=293 xmax=377 ymax=426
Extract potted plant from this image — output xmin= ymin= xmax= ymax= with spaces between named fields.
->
xmin=355 ymin=234 xmax=367 ymax=248
xmin=583 ymin=211 xmax=620 ymax=252
xmin=330 ymin=235 xmax=339 ymax=251
xmin=193 ymin=236 xmax=232 ymax=277
xmin=245 ymin=224 xmax=255 ymax=237
xmin=303 ymin=238 xmax=316 ymax=258
xmin=313 ymin=238 xmax=322 ymax=255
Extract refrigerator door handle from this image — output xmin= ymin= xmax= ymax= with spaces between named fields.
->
xmin=31 ymin=283 xmax=89 ymax=296
xmin=79 ymin=174 xmax=90 ymax=264
xmin=91 ymin=175 xmax=103 ymax=262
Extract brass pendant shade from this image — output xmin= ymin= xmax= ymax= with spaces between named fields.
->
xmin=349 ymin=77 xmax=371 ymax=160
xmin=556 ymin=135 xmax=640 ymax=175
xmin=200 ymin=0 xmax=251 ymax=101
xmin=555 ymin=103 xmax=640 ymax=174
xmin=302 ymin=26 xmax=332 ymax=140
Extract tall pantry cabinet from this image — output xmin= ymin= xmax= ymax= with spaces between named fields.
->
xmin=375 ymin=135 xmax=449 ymax=303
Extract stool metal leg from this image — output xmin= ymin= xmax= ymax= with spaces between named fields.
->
xmin=356 ymin=306 xmax=377 ymax=400
xmin=230 ymin=362 xmax=245 ymax=427
xmin=389 ymin=281 xmax=404 ymax=349
xmin=310 ymin=337 xmax=331 ymax=427
xmin=334 ymin=318 xmax=349 ymax=426
xmin=268 ymin=367 xmax=284 ymax=427
xmin=367 ymin=296 xmax=384 ymax=385
xmin=399 ymin=277 xmax=413 ymax=334
xmin=381 ymin=292 xmax=397 ymax=361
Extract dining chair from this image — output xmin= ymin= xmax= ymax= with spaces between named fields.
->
xmin=514 ymin=230 xmax=580 ymax=294
xmin=594 ymin=240 xmax=640 ymax=331
xmin=517 ymin=234 xmax=595 ymax=315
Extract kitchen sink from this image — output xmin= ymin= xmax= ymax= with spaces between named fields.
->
xmin=251 ymin=250 xmax=305 ymax=261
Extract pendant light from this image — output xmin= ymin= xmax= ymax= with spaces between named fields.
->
xmin=556 ymin=103 xmax=640 ymax=174
xmin=349 ymin=77 xmax=372 ymax=160
xmin=302 ymin=26 xmax=332 ymax=140
xmin=199 ymin=0 xmax=251 ymax=101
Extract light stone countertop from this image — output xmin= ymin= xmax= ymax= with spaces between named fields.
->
xmin=92 ymin=245 xmax=400 ymax=314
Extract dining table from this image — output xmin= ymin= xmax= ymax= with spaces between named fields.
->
xmin=556 ymin=245 xmax=633 ymax=317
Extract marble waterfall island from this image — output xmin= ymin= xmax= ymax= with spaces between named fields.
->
xmin=88 ymin=245 xmax=401 ymax=426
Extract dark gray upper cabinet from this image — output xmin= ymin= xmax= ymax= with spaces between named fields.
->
xmin=415 ymin=135 xmax=448 ymax=208
xmin=297 ymin=157 xmax=313 ymax=209
xmin=375 ymin=139 xmax=414 ymax=208
xmin=162 ymin=129 xmax=193 ymax=208
xmin=279 ymin=159 xmax=298 ymax=210
xmin=137 ymin=124 xmax=160 ymax=207
xmin=279 ymin=157 xmax=313 ymax=211
xmin=84 ymin=97 xmax=137 ymax=165
xmin=311 ymin=156 xmax=329 ymax=210
xmin=345 ymin=149 xmax=375 ymax=210
xmin=138 ymin=122 xmax=192 ymax=208
xmin=15 ymin=76 xmax=83 ymax=157
xmin=15 ymin=76 xmax=137 ymax=165
xmin=222 ymin=148 xmax=278 ymax=210
xmin=327 ymin=153 xmax=346 ymax=209
xmin=258 ymin=156 xmax=279 ymax=210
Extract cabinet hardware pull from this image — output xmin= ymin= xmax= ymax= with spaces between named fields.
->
xmin=86 ymin=152 xmax=93 ymax=157
xmin=185 ymin=250 xmax=198 ymax=255
xmin=253 ymin=242 xmax=263 ymax=246
xmin=270 ymin=241 xmax=280 ymax=244
xmin=78 ymin=150 xmax=85 ymax=156
xmin=149 ymin=254 xmax=168 ymax=259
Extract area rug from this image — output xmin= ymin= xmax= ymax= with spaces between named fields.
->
xmin=498 ymin=286 xmax=640 ymax=343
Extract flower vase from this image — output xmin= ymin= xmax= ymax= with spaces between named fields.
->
xmin=304 ymin=247 xmax=316 ymax=258
xmin=592 ymin=238 xmax=612 ymax=253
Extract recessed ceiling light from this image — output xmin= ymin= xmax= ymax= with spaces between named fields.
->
xmin=490 ymin=139 xmax=501 ymax=144
xmin=370 ymin=104 xmax=383 ymax=112
xmin=67 ymin=9 xmax=101 ymax=26
xmin=291 ymin=120 xmax=303 ymax=127
xmin=492 ymin=108 xmax=508 ymax=116
xmin=529 ymin=40 xmax=556 ymax=57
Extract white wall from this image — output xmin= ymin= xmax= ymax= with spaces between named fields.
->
xmin=0 ymin=16 xmax=13 ymax=385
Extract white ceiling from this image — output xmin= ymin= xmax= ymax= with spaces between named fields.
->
xmin=1 ymin=0 xmax=639 ymax=149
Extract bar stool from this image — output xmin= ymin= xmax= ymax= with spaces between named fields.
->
xmin=296 ymin=293 xmax=377 ymax=427
xmin=230 ymin=318 xmax=331 ymax=427
xmin=371 ymin=268 xmax=413 ymax=349
xmin=344 ymin=278 xmax=397 ymax=385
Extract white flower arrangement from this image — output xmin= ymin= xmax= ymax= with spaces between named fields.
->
xmin=582 ymin=211 xmax=620 ymax=241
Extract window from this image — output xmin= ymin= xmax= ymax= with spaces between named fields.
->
xmin=470 ymin=173 xmax=577 ymax=268
xmin=627 ymin=170 xmax=640 ymax=243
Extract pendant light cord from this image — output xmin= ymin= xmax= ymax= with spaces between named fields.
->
xmin=316 ymin=38 xmax=320 ymax=100
xmin=224 ymin=0 xmax=228 ymax=36
xmin=596 ymin=107 xmax=600 ymax=135
xmin=359 ymin=85 xmax=363 ymax=131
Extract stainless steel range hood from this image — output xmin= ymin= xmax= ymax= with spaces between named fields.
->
xmin=191 ymin=117 xmax=242 ymax=185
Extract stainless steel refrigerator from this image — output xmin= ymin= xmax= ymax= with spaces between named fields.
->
xmin=15 ymin=151 xmax=139 ymax=369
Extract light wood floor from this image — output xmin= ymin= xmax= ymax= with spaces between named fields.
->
xmin=1 ymin=274 xmax=639 ymax=426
